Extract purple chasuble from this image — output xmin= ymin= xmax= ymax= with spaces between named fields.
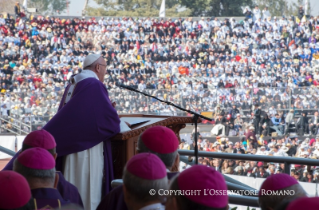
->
xmin=31 ymin=188 xmax=71 ymax=209
xmin=43 ymin=78 xmax=120 ymax=195
xmin=2 ymin=153 xmax=83 ymax=207
xmin=96 ymin=172 xmax=179 ymax=210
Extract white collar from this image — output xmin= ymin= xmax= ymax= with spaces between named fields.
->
xmin=139 ymin=203 xmax=164 ymax=210
xmin=74 ymin=69 xmax=99 ymax=83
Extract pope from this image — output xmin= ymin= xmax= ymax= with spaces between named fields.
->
xmin=43 ymin=54 xmax=121 ymax=210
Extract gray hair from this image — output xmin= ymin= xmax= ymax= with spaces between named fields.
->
xmin=137 ymin=135 xmax=178 ymax=169
xmin=13 ymin=159 xmax=56 ymax=184
xmin=123 ymin=168 xmax=168 ymax=203
xmin=258 ymin=184 xmax=307 ymax=210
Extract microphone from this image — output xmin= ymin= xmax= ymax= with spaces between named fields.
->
xmin=115 ymin=82 xmax=137 ymax=92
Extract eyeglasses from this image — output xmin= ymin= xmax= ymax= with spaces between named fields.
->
xmin=98 ymin=63 xmax=107 ymax=67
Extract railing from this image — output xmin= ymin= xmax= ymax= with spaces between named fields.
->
xmin=0 ymin=115 xmax=32 ymax=135
xmin=5 ymin=148 xmax=316 ymax=208
xmin=178 ymin=150 xmax=319 ymax=175
xmin=178 ymin=150 xmax=319 ymax=208
xmin=0 ymin=145 xmax=16 ymax=157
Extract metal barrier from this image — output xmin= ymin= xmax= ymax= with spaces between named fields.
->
xmin=0 ymin=145 xmax=16 ymax=157
xmin=178 ymin=150 xmax=319 ymax=175
xmin=178 ymin=149 xmax=319 ymax=208
xmin=0 ymin=116 xmax=31 ymax=135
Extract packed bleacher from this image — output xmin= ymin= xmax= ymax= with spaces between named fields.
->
xmin=3 ymin=4 xmax=319 ymax=209
xmin=1 ymin=8 xmax=319 ymax=135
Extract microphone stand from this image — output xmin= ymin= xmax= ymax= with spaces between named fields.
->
xmin=116 ymin=84 xmax=212 ymax=164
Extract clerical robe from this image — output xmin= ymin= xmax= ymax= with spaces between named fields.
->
xmin=2 ymin=153 xmax=83 ymax=207
xmin=43 ymin=70 xmax=120 ymax=210
xmin=97 ymin=172 xmax=178 ymax=210
xmin=32 ymin=188 xmax=71 ymax=209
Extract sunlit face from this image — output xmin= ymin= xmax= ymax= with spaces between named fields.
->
xmin=95 ymin=58 xmax=107 ymax=82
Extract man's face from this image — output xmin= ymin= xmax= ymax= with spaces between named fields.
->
xmin=95 ymin=58 xmax=107 ymax=82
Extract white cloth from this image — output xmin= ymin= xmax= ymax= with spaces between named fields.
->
xmin=63 ymin=69 xmax=102 ymax=210
xmin=64 ymin=142 xmax=104 ymax=210
xmin=64 ymin=70 xmax=98 ymax=104
xmin=211 ymin=124 xmax=225 ymax=136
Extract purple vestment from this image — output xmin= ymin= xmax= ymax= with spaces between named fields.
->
xmin=31 ymin=188 xmax=71 ymax=209
xmin=43 ymin=78 xmax=120 ymax=195
xmin=96 ymin=172 xmax=179 ymax=210
xmin=56 ymin=171 xmax=83 ymax=207
xmin=2 ymin=152 xmax=83 ymax=207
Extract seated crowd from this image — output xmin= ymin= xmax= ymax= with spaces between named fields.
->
xmin=180 ymin=124 xmax=319 ymax=183
xmin=1 ymin=126 xmax=319 ymax=210
xmin=2 ymin=11 xmax=319 ymax=134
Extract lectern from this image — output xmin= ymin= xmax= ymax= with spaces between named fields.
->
xmin=111 ymin=114 xmax=199 ymax=178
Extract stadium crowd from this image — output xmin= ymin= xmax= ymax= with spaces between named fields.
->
xmin=2 ymin=5 xmax=319 ymax=208
xmin=179 ymin=125 xmax=319 ymax=183
xmin=1 ymin=7 xmax=319 ymax=135
xmin=1 ymin=126 xmax=319 ymax=210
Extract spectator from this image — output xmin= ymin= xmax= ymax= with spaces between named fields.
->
xmin=14 ymin=2 xmax=21 ymax=19
xmin=256 ymin=167 xmax=269 ymax=178
xmin=271 ymin=114 xmax=285 ymax=136
xmin=285 ymin=109 xmax=295 ymax=135
xmin=211 ymin=114 xmax=227 ymax=136
xmin=309 ymin=111 xmax=319 ymax=135
xmin=259 ymin=114 xmax=272 ymax=136
xmin=253 ymin=104 xmax=262 ymax=134
xmin=297 ymin=112 xmax=310 ymax=136
xmin=245 ymin=126 xmax=257 ymax=148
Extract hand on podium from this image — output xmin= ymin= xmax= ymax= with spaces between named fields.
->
xmin=112 ymin=101 xmax=116 ymax=108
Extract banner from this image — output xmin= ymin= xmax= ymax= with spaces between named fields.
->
xmin=159 ymin=0 xmax=165 ymax=17
xmin=23 ymin=0 xmax=28 ymax=9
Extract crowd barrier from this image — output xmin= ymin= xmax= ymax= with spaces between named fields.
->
xmin=0 ymin=136 xmax=15 ymax=159
xmin=0 ymin=135 xmax=25 ymax=159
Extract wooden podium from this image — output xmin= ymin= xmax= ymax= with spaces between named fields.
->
xmin=111 ymin=114 xmax=198 ymax=179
